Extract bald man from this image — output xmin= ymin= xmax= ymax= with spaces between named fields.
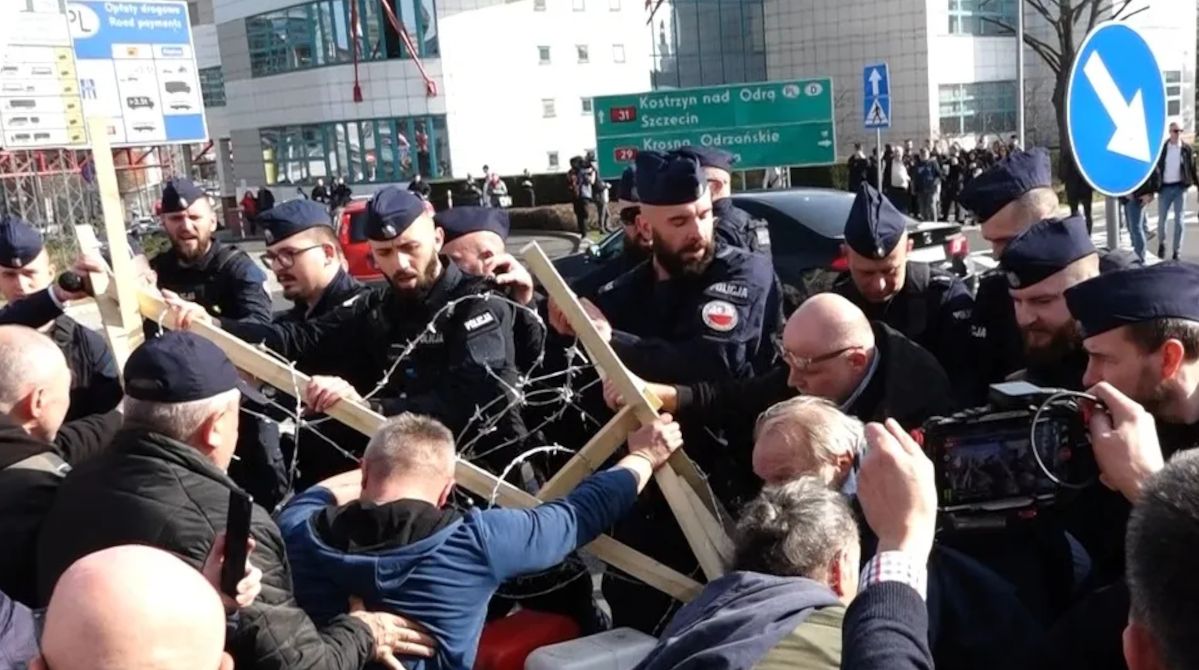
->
xmin=609 ymin=293 xmax=955 ymax=441
xmin=0 ymin=326 xmax=122 ymax=605
xmin=32 ymin=545 xmax=231 ymax=670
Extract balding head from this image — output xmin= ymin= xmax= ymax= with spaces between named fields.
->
xmin=779 ymin=294 xmax=875 ymax=405
xmin=361 ymin=413 xmax=457 ymax=506
xmin=34 ymin=545 xmax=230 ymax=670
xmin=0 ymin=325 xmax=71 ymax=440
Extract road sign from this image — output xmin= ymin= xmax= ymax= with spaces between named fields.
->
xmin=0 ymin=0 xmax=206 ymax=150
xmin=863 ymin=62 xmax=891 ymax=129
xmin=593 ymin=79 xmax=836 ymax=178
xmin=1066 ymin=22 xmax=1166 ymax=196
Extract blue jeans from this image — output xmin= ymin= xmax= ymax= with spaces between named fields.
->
xmin=1157 ymin=184 xmax=1186 ymax=256
xmin=1125 ymin=198 xmax=1147 ymax=261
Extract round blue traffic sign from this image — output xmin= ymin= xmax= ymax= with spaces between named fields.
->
xmin=1066 ymin=22 xmax=1167 ymax=196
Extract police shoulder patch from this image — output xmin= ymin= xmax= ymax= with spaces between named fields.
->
xmin=701 ymin=300 xmax=739 ymax=332
xmin=705 ymin=281 xmax=750 ymax=302
xmin=464 ymin=310 xmax=497 ymax=334
xmin=930 ymin=274 xmax=952 ymax=286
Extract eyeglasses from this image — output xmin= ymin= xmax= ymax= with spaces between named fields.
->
xmin=1171 ymin=128 xmax=1182 ymax=134
xmin=260 ymin=244 xmax=324 ymax=269
xmin=774 ymin=337 xmax=859 ymax=372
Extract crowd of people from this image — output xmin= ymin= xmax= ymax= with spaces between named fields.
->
xmin=0 ymin=135 xmax=1196 ymax=670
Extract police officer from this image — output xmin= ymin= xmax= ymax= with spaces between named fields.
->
xmin=570 ymin=165 xmax=653 ymax=299
xmin=833 ymin=183 xmax=975 ymax=400
xmin=256 ymin=200 xmax=369 ymax=487
xmin=678 ymin=146 xmax=771 ymax=254
xmin=172 ymin=186 xmax=529 ymax=470
xmin=959 ymin=148 xmax=1140 ymax=404
xmin=153 ymin=177 xmax=285 ymax=508
xmin=0 ymin=216 xmax=121 ymax=421
xmin=998 ymin=216 xmax=1100 ymax=390
xmin=552 ymin=150 xmax=781 ymax=385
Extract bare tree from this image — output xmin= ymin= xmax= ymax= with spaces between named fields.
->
xmin=983 ymin=0 xmax=1150 ymax=172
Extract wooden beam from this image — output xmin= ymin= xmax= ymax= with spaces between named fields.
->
xmin=522 ymin=242 xmax=731 ymax=581
xmin=537 ymin=405 xmax=641 ymax=500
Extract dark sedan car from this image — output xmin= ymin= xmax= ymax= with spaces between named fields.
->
xmin=554 ymin=187 xmax=971 ymax=311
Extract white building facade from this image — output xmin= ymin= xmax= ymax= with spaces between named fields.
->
xmin=200 ymin=0 xmax=650 ymax=198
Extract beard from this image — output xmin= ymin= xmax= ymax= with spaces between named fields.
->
xmin=1131 ymin=367 xmax=1172 ymax=418
xmin=387 ymin=256 xmax=441 ymax=305
xmin=622 ymin=231 xmax=652 ymax=264
xmin=652 ymin=230 xmax=714 ymax=279
xmin=170 ymin=231 xmax=210 ymax=263
xmin=1022 ymin=320 xmax=1082 ymax=368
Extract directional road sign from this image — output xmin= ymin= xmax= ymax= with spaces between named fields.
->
xmin=593 ymin=79 xmax=836 ymax=178
xmin=863 ymin=62 xmax=891 ymax=129
xmin=1066 ymin=22 xmax=1166 ymax=196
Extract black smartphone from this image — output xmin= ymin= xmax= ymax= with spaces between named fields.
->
xmin=220 ymin=489 xmax=253 ymax=598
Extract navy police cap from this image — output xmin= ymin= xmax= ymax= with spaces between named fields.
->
xmin=1000 ymin=215 xmax=1096 ymax=289
xmin=0 ymin=215 xmax=44 ymax=269
xmin=434 ymin=206 xmax=510 ymax=242
xmin=676 ymin=146 xmax=736 ymax=173
xmin=618 ymin=166 xmax=639 ymax=210
xmin=160 ymin=178 xmax=207 ymax=214
xmin=635 ymin=150 xmax=707 ymax=207
xmin=259 ymin=199 xmax=333 ymax=245
xmin=123 ymin=331 xmax=240 ymax=403
xmin=1065 ymin=262 xmax=1199 ymax=339
xmin=958 ymin=147 xmax=1051 ymax=222
xmin=843 ymin=182 xmax=907 ymax=259
xmin=366 ymin=186 xmax=427 ymax=241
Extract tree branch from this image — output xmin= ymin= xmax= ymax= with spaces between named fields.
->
xmin=984 ymin=16 xmax=1064 ymax=72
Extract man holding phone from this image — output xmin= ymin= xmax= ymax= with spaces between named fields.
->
xmin=35 ymin=332 xmax=434 ymax=670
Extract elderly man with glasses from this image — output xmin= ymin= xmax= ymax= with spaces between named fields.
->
xmin=606 ymin=292 xmax=956 ymax=445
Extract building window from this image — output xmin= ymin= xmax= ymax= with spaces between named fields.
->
xmin=198 ymin=66 xmax=226 ymax=107
xmin=609 ymin=0 xmax=620 ymax=9
xmin=581 ymin=97 xmax=593 ymax=114
xmin=542 ymin=98 xmax=557 ymax=118
xmin=260 ymin=114 xmax=450 ymax=185
xmin=534 ymin=0 xmax=546 ymax=9
xmin=538 ymin=46 xmax=551 ymax=64
xmin=1166 ymin=70 xmax=1183 ymax=117
xmin=938 ymin=80 xmax=1018 ymax=137
xmin=547 ymin=151 xmax=560 ymax=169
xmin=947 ymin=0 xmax=1016 ymax=37
xmin=573 ymin=0 xmax=585 ymax=10
xmin=246 ymin=0 xmax=440 ymax=78
xmin=612 ymin=44 xmax=625 ymax=63
xmin=651 ymin=0 xmax=767 ymax=89
xmin=576 ymin=45 xmax=589 ymax=64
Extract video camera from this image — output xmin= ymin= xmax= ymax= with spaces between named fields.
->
xmin=920 ymin=381 xmax=1099 ymax=530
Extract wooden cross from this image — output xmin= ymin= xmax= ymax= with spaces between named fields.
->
xmin=78 ymin=117 xmax=720 ymax=602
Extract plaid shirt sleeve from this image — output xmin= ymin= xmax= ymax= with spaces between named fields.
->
xmin=859 ymin=551 xmax=928 ymax=601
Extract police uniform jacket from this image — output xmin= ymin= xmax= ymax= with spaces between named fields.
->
xmin=593 ymin=245 xmax=781 ymax=385
xmin=222 ymin=259 xmax=526 ymax=470
xmin=834 ymin=261 xmax=975 ymax=401
xmin=712 ymin=198 xmax=771 ymax=255
xmin=49 ymin=315 xmax=122 ymax=421
xmin=151 ymin=240 xmax=272 ymax=322
xmin=272 ymin=268 xmax=367 ymax=376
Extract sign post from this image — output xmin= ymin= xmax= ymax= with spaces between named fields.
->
xmin=863 ymin=62 xmax=892 ymax=191
xmin=1066 ymin=22 xmax=1167 ymax=251
xmin=593 ymin=79 xmax=835 ymax=178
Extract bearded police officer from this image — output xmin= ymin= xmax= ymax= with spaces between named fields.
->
xmin=256 ymin=200 xmax=369 ymax=487
xmin=678 ymin=146 xmax=771 ymax=254
xmin=171 ymin=186 xmax=528 ymax=469
xmin=553 ymin=149 xmax=781 ymax=384
xmin=0 ymin=216 xmax=121 ymax=421
xmin=153 ymin=178 xmax=285 ymax=507
xmin=833 ymin=183 xmax=975 ymax=399
xmin=998 ymin=216 xmax=1100 ymax=391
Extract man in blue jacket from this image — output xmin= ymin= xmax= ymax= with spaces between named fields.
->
xmin=277 ymin=411 xmax=684 ymax=670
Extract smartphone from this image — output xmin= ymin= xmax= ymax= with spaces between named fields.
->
xmin=221 ymin=489 xmax=254 ymax=598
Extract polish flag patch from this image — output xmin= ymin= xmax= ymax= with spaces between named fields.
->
xmin=701 ymin=300 xmax=738 ymax=332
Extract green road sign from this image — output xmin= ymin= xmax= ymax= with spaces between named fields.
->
xmin=593 ymin=79 xmax=836 ymax=178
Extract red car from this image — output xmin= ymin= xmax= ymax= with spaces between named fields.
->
xmin=336 ymin=197 xmax=434 ymax=282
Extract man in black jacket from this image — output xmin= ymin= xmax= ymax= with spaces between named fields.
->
xmin=1154 ymin=121 xmax=1196 ymax=260
xmin=0 ymin=325 xmax=122 ymax=606
xmin=36 ymin=332 xmax=434 ymax=670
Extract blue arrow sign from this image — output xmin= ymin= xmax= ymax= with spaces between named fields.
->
xmin=863 ymin=63 xmax=891 ymax=129
xmin=1066 ymin=22 xmax=1166 ymax=196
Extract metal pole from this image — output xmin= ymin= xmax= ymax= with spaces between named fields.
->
xmin=1016 ymin=0 xmax=1026 ymax=147
xmin=1105 ymin=196 xmax=1119 ymax=250
xmin=876 ymin=128 xmax=883 ymax=190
